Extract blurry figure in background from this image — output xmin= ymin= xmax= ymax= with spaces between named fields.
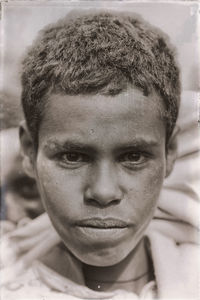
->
xmin=0 ymin=98 xmax=44 ymax=231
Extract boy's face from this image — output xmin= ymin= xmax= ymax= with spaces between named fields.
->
xmin=23 ymin=88 xmax=174 ymax=267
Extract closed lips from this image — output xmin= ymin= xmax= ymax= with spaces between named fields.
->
xmin=74 ymin=218 xmax=132 ymax=229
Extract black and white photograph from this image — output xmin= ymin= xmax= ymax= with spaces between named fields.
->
xmin=0 ymin=1 xmax=200 ymax=299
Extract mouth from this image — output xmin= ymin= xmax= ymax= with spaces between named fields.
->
xmin=74 ymin=218 xmax=131 ymax=229
xmin=71 ymin=218 xmax=135 ymax=246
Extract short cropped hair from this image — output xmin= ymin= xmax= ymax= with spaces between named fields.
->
xmin=21 ymin=11 xmax=180 ymax=148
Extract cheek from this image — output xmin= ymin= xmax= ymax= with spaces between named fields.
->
xmin=126 ymin=161 xmax=165 ymax=220
xmin=35 ymin=160 xmax=84 ymax=220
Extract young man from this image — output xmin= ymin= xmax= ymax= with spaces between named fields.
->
xmin=1 ymin=11 xmax=199 ymax=299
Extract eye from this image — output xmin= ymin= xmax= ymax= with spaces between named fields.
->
xmin=58 ymin=152 xmax=90 ymax=167
xmin=124 ymin=153 xmax=142 ymax=162
xmin=62 ymin=152 xmax=83 ymax=162
xmin=119 ymin=151 xmax=148 ymax=168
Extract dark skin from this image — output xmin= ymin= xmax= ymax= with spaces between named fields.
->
xmin=20 ymin=88 xmax=177 ymax=294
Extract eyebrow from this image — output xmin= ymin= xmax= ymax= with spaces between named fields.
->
xmin=44 ymin=138 xmax=159 ymax=154
xmin=44 ymin=140 xmax=97 ymax=154
xmin=114 ymin=140 xmax=159 ymax=152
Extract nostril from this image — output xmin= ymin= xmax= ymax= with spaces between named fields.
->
xmin=110 ymin=198 xmax=121 ymax=205
xmin=84 ymin=197 xmax=121 ymax=208
xmin=85 ymin=198 xmax=98 ymax=207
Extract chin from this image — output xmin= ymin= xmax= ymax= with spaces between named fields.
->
xmin=76 ymin=251 xmax=127 ymax=267
xmin=58 ymin=222 xmax=148 ymax=267
xmin=69 ymin=242 xmax=136 ymax=267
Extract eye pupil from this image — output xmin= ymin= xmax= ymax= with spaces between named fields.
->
xmin=66 ymin=153 xmax=80 ymax=161
xmin=127 ymin=153 xmax=140 ymax=161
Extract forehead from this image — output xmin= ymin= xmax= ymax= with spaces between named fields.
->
xmin=39 ymin=88 xmax=165 ymax=148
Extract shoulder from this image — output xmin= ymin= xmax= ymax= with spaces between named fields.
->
xmin=1 ymin=264 xmax=78 ymax=300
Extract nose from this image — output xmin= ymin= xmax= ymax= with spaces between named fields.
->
xmin=84 ymin=161 xmax=124 ymax=207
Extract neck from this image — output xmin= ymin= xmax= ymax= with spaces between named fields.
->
xmin=83 ymin=238 xmax=151 ymax=294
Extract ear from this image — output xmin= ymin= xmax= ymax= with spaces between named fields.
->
xmin=165 ymin=125 xmax=179 ymax=178
xmin=19 ymin=121 xmax=36 ymax=179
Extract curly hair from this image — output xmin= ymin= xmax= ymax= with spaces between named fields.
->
xmin=21 ymin=11 xmax=180 ymax=148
